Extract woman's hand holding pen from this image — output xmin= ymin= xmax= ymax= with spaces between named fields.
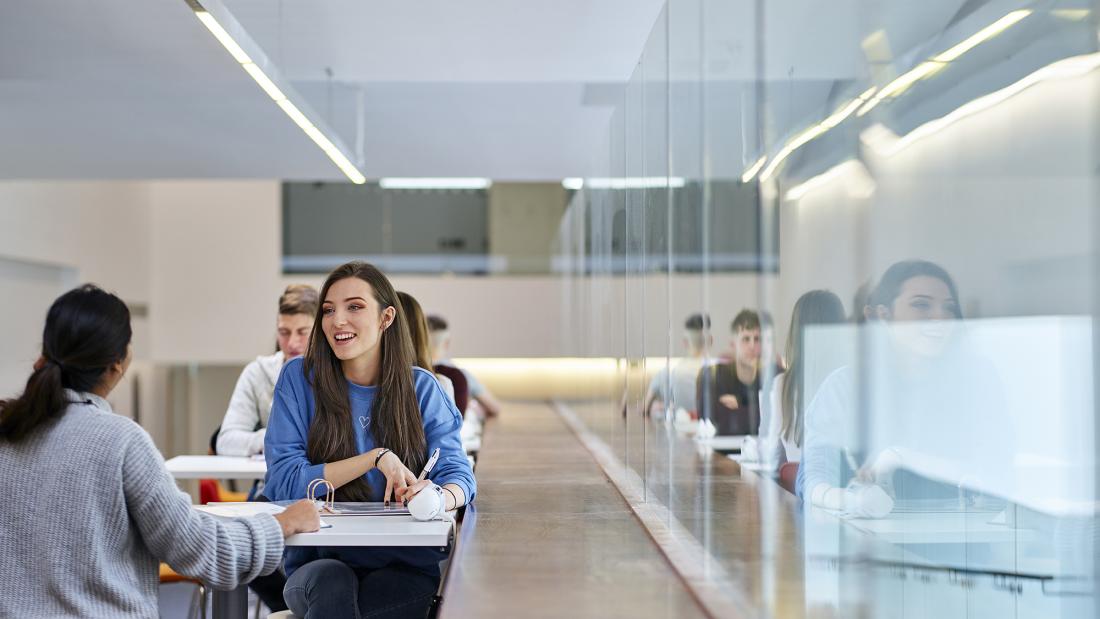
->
xmin=274 ymin=499 xmax=322 ymax=537
xmin=373 ymin=448 xmax=418 ymax=505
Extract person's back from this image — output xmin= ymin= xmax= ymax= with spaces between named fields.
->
xmin=0 ymin=284 xmax=319 ymax=618
xmin=1 ymin=396 xmax=184 ymax=617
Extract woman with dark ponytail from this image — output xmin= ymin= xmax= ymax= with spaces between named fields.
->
xmin=264 ymin=261 xmax=476 ymax=619
xmin=0 ymin=285 xmax=320 ymax=619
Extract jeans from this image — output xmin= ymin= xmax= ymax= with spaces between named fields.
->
xmin=284 ymin=559 xmax=439 ymax=619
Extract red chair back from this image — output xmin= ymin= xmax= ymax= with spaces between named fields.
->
xmin=198 ymin=479 xmax=219 ymax=505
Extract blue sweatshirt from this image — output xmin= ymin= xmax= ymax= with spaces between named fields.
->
xmin=264 ymin=357 xmax=476 ymax=575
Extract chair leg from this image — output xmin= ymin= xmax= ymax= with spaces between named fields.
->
xmin=198 ymin=583 xmax=208 ymax=619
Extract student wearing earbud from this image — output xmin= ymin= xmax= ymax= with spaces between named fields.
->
xmin=0 ymin=285 xmax=320 ymax=618
xmin=264 ymin=261 xmax=475 ymax=619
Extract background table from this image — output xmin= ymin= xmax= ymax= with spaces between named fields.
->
xmin=165 ymin=455 xmax=267 ymax=480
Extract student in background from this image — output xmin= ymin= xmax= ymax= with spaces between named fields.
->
xmin=796 ymin=260 xmax=1001 ymax=517
xmin=697 ymin=309 xmax=771 ymax=436
xmin=265 ymin=262 xmax=475 ymax=619
xmin=644 ymin=313 xmax=711 ymax=418
xmin=427 ymin=314 xmax=503 ymax=418
xmin=217 ymin=284 xmax=318 ymax=456
xmin=758 ymin=291 xmax=846 ymax=469
xmin=0 ymin=285 xmax=319 ymax=619
xmin=398 ymin=291 xmax=468 ymax=413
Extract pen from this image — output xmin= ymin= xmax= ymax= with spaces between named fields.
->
xmin=417 ymin=448 xmax=441 ymax=482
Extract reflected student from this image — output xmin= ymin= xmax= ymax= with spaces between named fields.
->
xmin=644 ymin=313 xmax=712 ymax=419
xmin=0 ymin=285 xmax=319 ymax=618
xmin=697 ymin=309 xmax=778 ymax=436
xmin=264 ymin=262 xmax=475 ymax=619
xmin=758 ymin=290 xmax=846 ymax=470
xmin=797 ymin=260 xmax=1005 ymax=516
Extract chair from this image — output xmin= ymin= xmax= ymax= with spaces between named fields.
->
xmin=159 ymin=563 xmax=208 ymax=619
xmin=778 ymin=462 xmax=799 ymax=494
xmin=199 ymin=478 xmax=248 ymax=504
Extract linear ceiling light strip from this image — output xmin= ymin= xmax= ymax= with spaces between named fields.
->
xmin=192 ymin=7 xmax=366 ymax=184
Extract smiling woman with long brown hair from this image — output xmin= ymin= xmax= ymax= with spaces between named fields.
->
xmin=264 ymin=261 xmax=475 ymax=619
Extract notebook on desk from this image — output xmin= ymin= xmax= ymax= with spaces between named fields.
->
xmin=274 ymin=501 xmax=412 ymax=517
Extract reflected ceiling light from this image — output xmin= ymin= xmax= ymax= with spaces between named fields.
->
xmin=858 ymin=10 xmax=1032 ymax=117
xmin=379 ymin=178 xmax=492 ymax=189
xmin=192 ymin=8 xmax=366 ymax=184
xmin=932 ymin=10 xmax=1031 ymax=63
xmin=740 ymin=156 xmax=767 ymax=183
xmin=565 ymin=177 xmax=687 ymax=190
xmin=785 ymin=160 xmax=876 ymax=202
xmin=863 ymin=52 xmax=1100 ymax=157
xmin=1052 ymin=9 xmax=1090 ymax=21
xmin=758 ymin=87 xmax=877 ymax=182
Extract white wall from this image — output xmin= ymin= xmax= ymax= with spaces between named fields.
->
xmin=148 ymin=180 xmax=282 ymax=363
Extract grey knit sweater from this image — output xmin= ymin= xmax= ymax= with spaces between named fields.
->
xmin=0 ymin=390 xmax=285 ymax=618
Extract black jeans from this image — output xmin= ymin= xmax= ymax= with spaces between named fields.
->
xmin=284 ymin=559 xmax=439 ymax=619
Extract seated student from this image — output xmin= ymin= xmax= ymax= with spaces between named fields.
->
xmin=796 ymin=260 xmax=1006 ymax=516
xmin=0 ymin=285 xmax=319 ymax=619
xmin=758 ymin=291 xmax=846 ymax=469
xmin=217 ymin=284 xmax=318 ymax=456
xmin=644 ymin=313 xmax=712 ymax=418
xmin=696 ymin=309 xmax=774 ymax=436
xmin=398 ymin=291 xmax=469 ymax=413
xmin=264 ymin=262 xmax=476 ymax=619
xmin=427 ymin=314 xmax=502 ymax=418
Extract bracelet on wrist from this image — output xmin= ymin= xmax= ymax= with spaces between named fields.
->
xmin=443 ymin=486 xmax=460 ymax=509
xmin=373 ymin=448 xmax=391 ymax=469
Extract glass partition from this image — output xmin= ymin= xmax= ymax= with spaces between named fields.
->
xmin=556 ymin=1 xmax=1100 ymax=616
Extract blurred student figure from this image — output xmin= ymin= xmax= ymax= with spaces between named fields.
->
xmin=0 ymin=285 xmax=319 ymax=618
xmin=644 ymin=313 xmax=712 ymax=419
xmin=697 ymin=309 xmax=776 ymax=436
xmin=398 ymin=291 xmax=468 ymax=414
xmin=797 ymin=260 xmax=1003 ymax=517
xmin=428 ymin=314 xmax=503 ymax=419
xmin=217 ymin=284 xmax=318 ymax=456
xmin=851 ymin=280 xmax=874 ymax=323
xmin=758 ymin=291 xmax=846 ymax=470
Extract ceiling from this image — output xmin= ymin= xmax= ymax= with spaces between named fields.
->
xmin=0 ymin=0 xmax=664 ymax=181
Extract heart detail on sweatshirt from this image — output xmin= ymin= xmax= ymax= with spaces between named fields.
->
xmin=359 ymin=415 xmax=371 ymax=429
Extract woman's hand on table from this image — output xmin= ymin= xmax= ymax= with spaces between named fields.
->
xmin=374 ymin=450 xmax=418 ymax=505
xmin=274 ymin=499 xmax=321 ymax=537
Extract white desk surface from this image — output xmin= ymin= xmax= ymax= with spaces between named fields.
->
xmin=165 ymin=455 xmax=266 ymax=479
xmin=842 ymin=511 xmax=1037 ymax=545
xmin=703 ymin=435 xmax=747 ymax=451
xmin=286 ymin=515 xmax=452 ymax=547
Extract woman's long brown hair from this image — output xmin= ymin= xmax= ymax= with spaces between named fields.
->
xmin=397 ymin=291 xmax=434 ymax=370
xmin=304 ymin=262 xmax=427 ymax=501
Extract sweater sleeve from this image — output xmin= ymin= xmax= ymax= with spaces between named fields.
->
xmin=122 ymin=428 xmax=284 ymax=590
xmin=798 ymin=368 xmax=851 ymax=501
xmin=216 ymin=361 xmax=267 ymax=456
xmin=263 ymin=367 xmax=326 ymax=501
xmin=417 ymin=370 xmax=476 ymax=503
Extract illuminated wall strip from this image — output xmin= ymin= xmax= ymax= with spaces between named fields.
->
xmin=784 ymin=159 xmax=876 ymax=202
xmin=193 ymin=9 xmax=366 ymax=184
